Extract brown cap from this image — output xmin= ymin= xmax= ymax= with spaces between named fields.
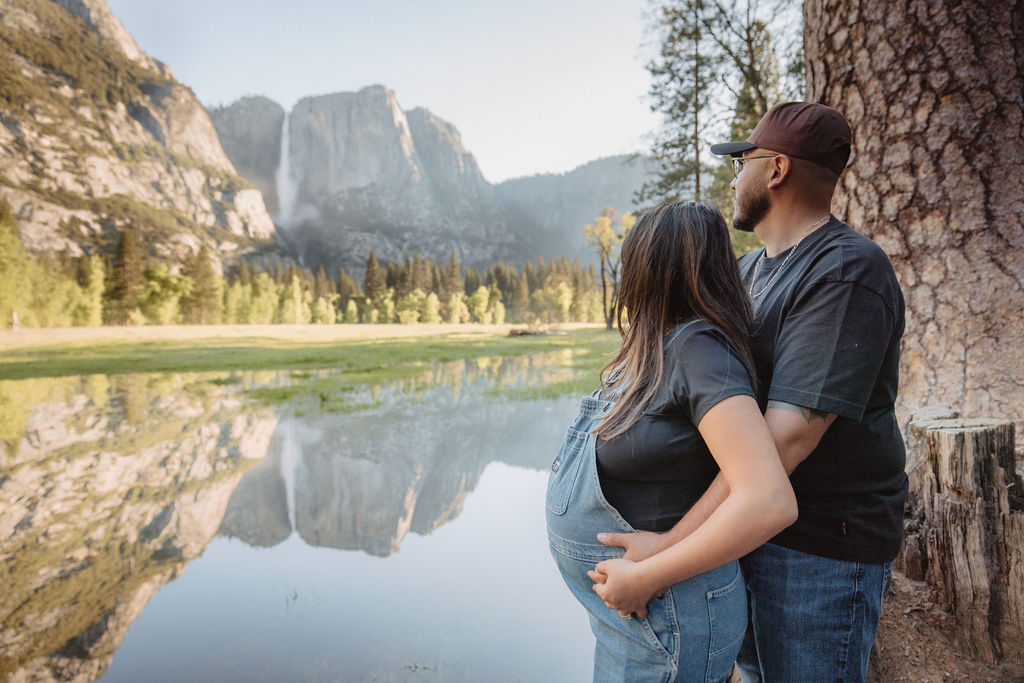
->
xmin=710 ymin=102 xmax=852 ymax=175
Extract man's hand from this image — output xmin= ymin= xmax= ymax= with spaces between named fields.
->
xmin=587 ymin=558 xmax=656 ymax=619
xmin=595 ymin=530 xmax=665 ymax=562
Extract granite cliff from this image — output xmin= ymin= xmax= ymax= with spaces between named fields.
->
xmin=211 ymin=87 xmax=655 ymax=275
xmin=280 ymin=86 xmax=522 ymax=272
xmin=209 ymin=96 xmax=284 ymax=216
xmin=0 ymin=0 xmax=281 ymax=270
xmin=1 ymin=1 xmax=653 ymax=280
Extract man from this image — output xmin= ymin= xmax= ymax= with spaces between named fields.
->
xmin=595 ymin=102 xmax=907 ymax=682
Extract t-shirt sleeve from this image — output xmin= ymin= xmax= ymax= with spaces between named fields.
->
xmin=667 ymin=329 xmax=756 ymax=425
xmin=768 ymin=280 xmax=896 ymax=421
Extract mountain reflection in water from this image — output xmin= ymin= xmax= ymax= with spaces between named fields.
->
xmin=0 ymin=352 xmax=595 ymax=682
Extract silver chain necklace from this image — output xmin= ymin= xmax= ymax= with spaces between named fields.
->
xmin=748 ymin=215 xmax=830 ymax=299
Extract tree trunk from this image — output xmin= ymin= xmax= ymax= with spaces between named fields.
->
xmin=893 ymin=408 xmax=1024 ymax=666
xmin=803 ymin=0 xmax=1024 ymax=435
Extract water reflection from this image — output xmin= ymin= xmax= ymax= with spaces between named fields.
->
xmin=0 ymin=374 xmax=278 ymax=681
xmin=0 ymin=350 xmax=596 ymax=681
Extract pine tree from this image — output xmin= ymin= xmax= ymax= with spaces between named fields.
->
xmin=283 ymin=262 xmax=298 ymax=286
xmin=442 ymin=249 xmax=463 ymax=299
xmin=396 ymin=254 xmax=413 ymax=298
xmin=182 ymin=246 xmax=222 ymax=324
xmin=430 ymin=262 xmax=443 ymax=297
xmin=464 ymin=266 xmax=482 ymax=296
xmin=106 ymin=228 xmax=146 ymax=325
xmin=512 ymin=272 xmax=530 ymax=323
xmin=363 ymin=249 xmax=386 ymax=303
xmin=314 ymin=265 xmax=333 ymax=301
xmin=639 ymin=0 xmax=722 ymax=204
xmin=641 ymin=0 xmax=797 ymax=207
xmin=237 ymin=261 xmax=253 ymax=287
xmin=412 ymin=251 xmax=428 ymax=292
xmin=523 ymin=260 xmax=539 ymax=293
xmin=336 ymin=266 xmax=358 ymax=309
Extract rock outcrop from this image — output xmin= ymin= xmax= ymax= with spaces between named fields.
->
xmin=0 ymin=0 xmax=282 ymax=270
xmin=52 ymin=0 xmax=168 ymax=76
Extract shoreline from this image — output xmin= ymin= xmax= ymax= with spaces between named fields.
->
xmin=0 ymin=322 xmax=606 ymax=350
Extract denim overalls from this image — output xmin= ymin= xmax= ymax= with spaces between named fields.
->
xmin=546 ymin=392 xmax=746 ymax=683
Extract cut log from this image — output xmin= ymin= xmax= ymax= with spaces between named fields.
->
xmin=896 ymin=409 xmax=1023 ymax=665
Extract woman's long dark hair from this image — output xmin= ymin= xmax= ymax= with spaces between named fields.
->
xmin=594 ymin=202 xmax=757 ymax=440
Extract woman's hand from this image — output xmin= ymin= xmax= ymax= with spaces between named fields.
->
xmin=587 ymin=558 xmax=656 ymax=619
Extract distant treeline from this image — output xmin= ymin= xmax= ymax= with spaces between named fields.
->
xmin=0 ymin=200 xmax=604 ymax=328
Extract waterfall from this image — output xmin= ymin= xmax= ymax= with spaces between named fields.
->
xmin=275 ymin=110 xmax=295 ymax=226
xmin=279 ymin=419 xmax=300 ymax=533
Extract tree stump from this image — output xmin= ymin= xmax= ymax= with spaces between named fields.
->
xmin=896 ymin=408 xmax=1023 ymax=665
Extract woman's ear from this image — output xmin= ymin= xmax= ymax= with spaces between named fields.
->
xmin=765 ymin=155 xmax=792 ymax=190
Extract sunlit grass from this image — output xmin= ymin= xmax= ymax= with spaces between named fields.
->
xmin=0 ymin=327 xmax=618 ymax=381
xmin=0 ymin=326 xmax=622 ymax=413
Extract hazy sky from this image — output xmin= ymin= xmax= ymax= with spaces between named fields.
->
xmin=107 ymin=0 xmax=660 ymax=183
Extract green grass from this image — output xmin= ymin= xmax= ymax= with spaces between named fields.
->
xmin=0 ymin=328 xmax=622 ymax=419
xmin=0 ymin=328 xmax=619 ymax=381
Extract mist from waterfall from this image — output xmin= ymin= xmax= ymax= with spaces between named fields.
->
xmin=274 ymin=111 xmax=296 ymax=226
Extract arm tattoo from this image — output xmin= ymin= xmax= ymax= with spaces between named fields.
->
xmin=767 ymin=400 xmax=833 ymax=425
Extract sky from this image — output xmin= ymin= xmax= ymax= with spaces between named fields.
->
xmin=107 ymin=0 xmax=661 ymax=184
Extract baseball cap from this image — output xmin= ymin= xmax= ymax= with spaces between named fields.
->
xmin=710 ymin=102 xmax=852 ymax=175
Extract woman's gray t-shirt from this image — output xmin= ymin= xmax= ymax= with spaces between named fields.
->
xmin=595 ymin=319 xmax=755 ymax=532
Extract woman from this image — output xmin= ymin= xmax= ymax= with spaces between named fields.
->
xmin=545 ymin=202 xmax=797 ymax=683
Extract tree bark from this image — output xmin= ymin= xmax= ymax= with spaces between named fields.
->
xmin=803 ymin=0 xmax=1024 ymax=435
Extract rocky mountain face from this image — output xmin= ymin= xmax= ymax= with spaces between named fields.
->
xmin=0 ymin=0 xmax=281 ymax=269
xmin=209 ymin=96 xmax=284 ymax=216
xmin=274 ymin=86 xmax=523 ymax=273
xmin=1 ymin=1 xmax=652 ymax=279
xmin=0 ymin=374 xmax=278 ymax=681
xmin=212 ymin=87 xmax=654 ymax=275
xmin=495 ymin=155 xmax=659 ymax=260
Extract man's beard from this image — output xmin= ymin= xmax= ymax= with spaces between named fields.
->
xmin=733 ymin=185 xmax=770 ymax=233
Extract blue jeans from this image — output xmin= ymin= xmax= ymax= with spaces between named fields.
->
xmin=736 ymin=542 xmax=893 ymax=683
xmin=546 ymin=394 xmax=746 ymax=683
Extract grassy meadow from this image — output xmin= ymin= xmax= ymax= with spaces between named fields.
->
xmin=0 ymin=324 xmax=616 ymax=379
xmin=0 ymin=324 xmax=621 ymax=411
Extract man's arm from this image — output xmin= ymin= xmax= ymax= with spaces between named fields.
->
xmin=596 ymin=400 xmax=836 ymax=561
xmin=764 ymin=400 xmax=837 ymax=470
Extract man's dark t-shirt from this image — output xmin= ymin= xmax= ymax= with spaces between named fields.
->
xmin=595 ymin=320 xmax=755 ymax=533
xmin=740 ymin=217 xmax=907 ymax=564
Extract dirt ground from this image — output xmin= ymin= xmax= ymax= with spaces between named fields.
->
xmin=869 ymin=572 xmax=1024 ymax=682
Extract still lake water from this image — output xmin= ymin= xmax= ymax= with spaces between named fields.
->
xmin=0 ymin=354 xmax=598 ymax=681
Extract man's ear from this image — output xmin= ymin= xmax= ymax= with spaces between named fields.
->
xmin=765 ymin=155 xmax=792 ymax=190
